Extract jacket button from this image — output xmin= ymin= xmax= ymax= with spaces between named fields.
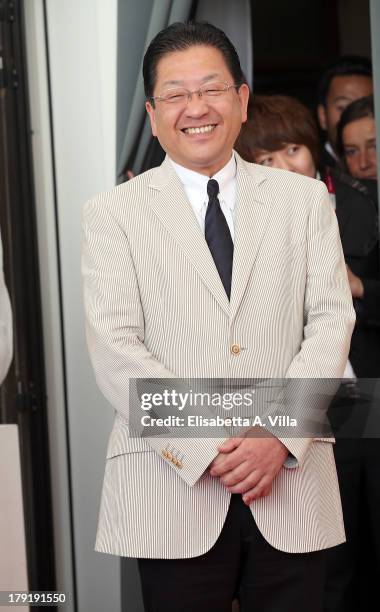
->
xmin=231 ymin=344 xmax=240 ymax=355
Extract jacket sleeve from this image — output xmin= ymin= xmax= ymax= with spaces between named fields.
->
xmin=271 ymin=181 xmax=356 ymax=467
xmin=82 ymin=197 xmax=227 ymax=487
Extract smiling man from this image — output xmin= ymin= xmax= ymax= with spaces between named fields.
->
xmin=145 ymin=44 xmax=247 ymax=177
xmin=82 ymin=22 xmax=355 ymax=612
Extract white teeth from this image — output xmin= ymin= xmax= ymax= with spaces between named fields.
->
xmin=184 ymin=125 xmax=215 ymax=134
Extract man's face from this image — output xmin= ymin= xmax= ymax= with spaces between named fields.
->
xmin=342 ymin=116 xmax=377 ymax=181
xmin=146 ymin=45 xmax=249 ymax=176
xmin=317 ymin=74 xmax=373 ymax=152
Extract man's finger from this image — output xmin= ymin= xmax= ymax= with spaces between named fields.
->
xmin=225 ymin=469 xmax=262 ymax=494
xmin=217 ymin=437 xmax=242 ymax=453
xmin=242 ymin=482 xmax=272 ymax=505
xmin=220 ymin=460 xmax=252 ymax=487
xmin=209 ymin=447 xmax=244 ymax=476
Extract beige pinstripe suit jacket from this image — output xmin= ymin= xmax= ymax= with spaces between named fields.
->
xmin=82 ymin=153 xmax=355 ymax=558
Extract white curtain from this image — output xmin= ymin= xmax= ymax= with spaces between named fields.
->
xmin=195 ymin=0 xmax=253 ymax=89
xmin=116 ymin=0 xmax=194 ymax=179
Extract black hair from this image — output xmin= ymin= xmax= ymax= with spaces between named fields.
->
xmin=336 ymin=94 xmax=375 ymax=157
xmin=318 ymin=55 xmax=372 ymax=107
xmin=143 ymin=21 xmax=245 ymax=103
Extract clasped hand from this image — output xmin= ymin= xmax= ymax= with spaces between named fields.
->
xmin=209 ymin=428 xmax=289 ymax=505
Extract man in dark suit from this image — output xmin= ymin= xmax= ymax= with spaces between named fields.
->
xmin=317 ymin=56 xmax=372 ymax=174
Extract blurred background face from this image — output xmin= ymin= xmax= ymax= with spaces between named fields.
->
xmin=318 ymin=74 xmax=373 ymax=151
xmin=342 ymin=116 xmax=377 ymax=180
xmin=253 ymin=144 xmax=316 ymax=178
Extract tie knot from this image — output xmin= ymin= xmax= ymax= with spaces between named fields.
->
xmin=207 ymin=179 xmax=219 ymax=199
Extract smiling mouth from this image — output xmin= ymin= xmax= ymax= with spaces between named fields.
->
xmin=182 ymin=125 xmax=216 ymax=135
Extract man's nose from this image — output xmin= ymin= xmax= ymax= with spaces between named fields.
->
xmin=185 ymin=92 xmax=209 ymax=115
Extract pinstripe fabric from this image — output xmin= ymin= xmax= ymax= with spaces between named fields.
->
xmin=82 ymin=152 xmax=355 ymax=557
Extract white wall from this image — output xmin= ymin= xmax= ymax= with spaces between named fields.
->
xmin=24 ymin=1 xmax=121 ymax=610
xmin=0 ymin=425 xmax=29 ymax=612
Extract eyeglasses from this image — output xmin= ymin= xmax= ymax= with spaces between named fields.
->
xmin=149 ymin=81 xmax=241 ymax=106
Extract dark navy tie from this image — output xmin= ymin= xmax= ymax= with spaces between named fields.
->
xmin=205 ymin=179 xmax=233 ymax=299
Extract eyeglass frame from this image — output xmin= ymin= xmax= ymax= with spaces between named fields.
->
xmin=148 ymin=81 xmax=243 ymax=107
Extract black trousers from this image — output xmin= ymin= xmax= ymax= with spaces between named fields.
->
xmin=138 ymin=494 xmax=327 ymax=612
xmin=324 ymin=379 xmax=380 ymax=612
xmin=324 ymin=438 xmax=380 ymax=612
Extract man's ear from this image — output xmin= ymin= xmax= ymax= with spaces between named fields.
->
xmin=317 ymin=104 xmax=327 ymax=131
xmin=146 ymin=101 xmax=158 ymax=137
xmin=239 ymin=83 xmax=250 ymax=123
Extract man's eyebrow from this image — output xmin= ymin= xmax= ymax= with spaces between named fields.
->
xmin=201 ymin=73 xmax=220 ymax=82
xmin=345 ymin=138 xmax=376 ymax=147
xmin=332 ymin=95 xmax=352 ymax=104
xmin=160 ymin=74 xmax=221 ymax=87
xmin=161 ymin=80 xmax=185 ymax=87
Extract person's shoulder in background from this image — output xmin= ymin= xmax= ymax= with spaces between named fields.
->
xmin=332 ymin=169 xmax=378 ymax=258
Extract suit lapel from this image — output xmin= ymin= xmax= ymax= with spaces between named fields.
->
xmin=148 ymin=157 xmax=230 ymax=315
xmin=230 ymin=156 xmax=271 ymax=320
xmin=148 ymin=156 xmax=272 ymax=320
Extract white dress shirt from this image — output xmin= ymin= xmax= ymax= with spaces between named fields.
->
xmin=170 ymin=152 xmax=237 ymax=241
xmin=0 ymin=229 xmax=13 ymax=384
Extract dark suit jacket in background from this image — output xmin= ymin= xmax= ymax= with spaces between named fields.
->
xmin=333 ymin=173 xmax=379 ymax=378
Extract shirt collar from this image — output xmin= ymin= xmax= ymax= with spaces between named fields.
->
xmin=169 ymin=153 xmax=237 ymax=212
xmin=325 ymin=141 xmax=338 ymax=161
